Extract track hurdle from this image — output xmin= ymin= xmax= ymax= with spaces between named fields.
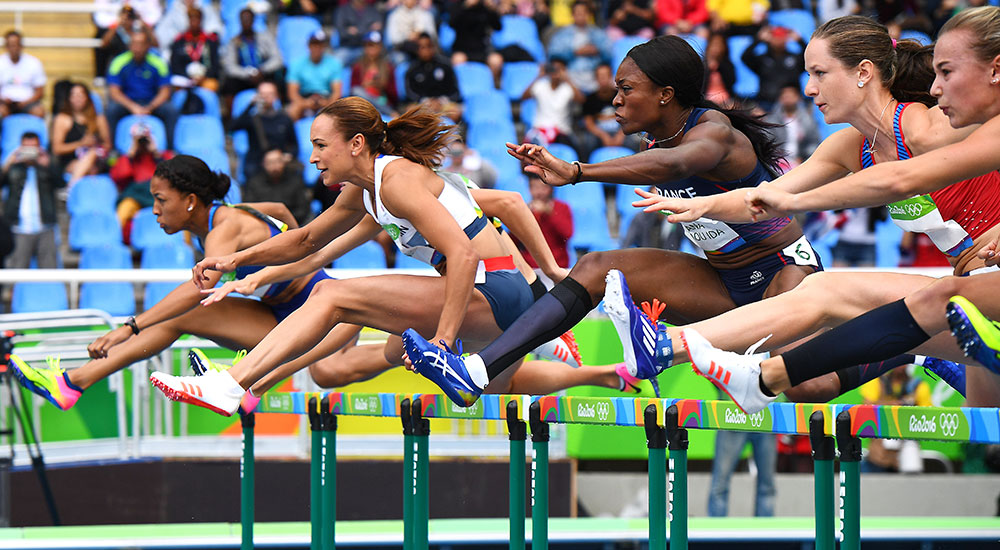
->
xmin=243 ymin=392 xmax=1000 ymax=549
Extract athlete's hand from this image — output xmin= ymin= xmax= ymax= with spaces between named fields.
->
xmin=200 ymin=275 xmax=261 ymax=306
xmin=192 ymin=254 xmax=238 ymax=290
xmin=978 ymin=234 xmax=1000 ymax=267
xmin=743 ymin=184 xmax=793 ymax=221
xmin=88 ymin=325 xmax=132 ymax=359
xmin=632 ymin=188 xmax=707 ymax=222
xmin=505 ymin=142 xmax=575 ymax=186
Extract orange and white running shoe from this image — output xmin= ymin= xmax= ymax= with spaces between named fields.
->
xmin=531 ymin=330 xmax=584 ymax=368
xmin=680 ymin=328 xmax=774 ymax=415
xmin=150 ymin=369 xmax=244 ymax=417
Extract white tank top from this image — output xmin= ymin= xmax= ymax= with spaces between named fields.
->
xmin=363 ymin=155 xmax=485 ymax=266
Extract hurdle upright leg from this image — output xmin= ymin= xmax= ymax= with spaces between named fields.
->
xmin=666 ymin=405 xmax=688 ymax=550
xmin=507 ymin=401 xmax=527 ymax=550
xmin=644 ymin=405 xmax=666 ymax=550
xmin=401 ymin=398 xmax=414 ymax=550
xmin=836 ymin=411 xmax=861 ymax=550
xmin=240 ymin=412 xmax=255 ymax=550
xmin=411 ymin=398 xmax=430 ymax=550
xmin=309 ymin=397 xmax=322 ymax=550
xmin=810 ymin=410 xmax=835 ymax=550
xmin=320 ymin=396 xmax=337 ymax=550
xmin=529 ymin=401 xmax=549 ymax=550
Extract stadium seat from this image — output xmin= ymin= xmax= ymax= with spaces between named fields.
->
xmin=519 ymin=97 xmax=536 ymax=127
xmin=200 ymin=148 xmax=233 ymax=179
xmin=114 ymin=115 xmax=168 ymax=154
xmin=500 ymin=61 xmax=540 ymax=101
xmin=438 ymin=22 xmax=455 ymax=53
xmin=69 ymin=210 xmax=121 ymax=250
xmin=568 ymin=202 xmax=616 ymax=255
xmin=1 ymin=114 xmax=48 ymax=162
xmin=394 ymin=251 xmax=430 ymax=270
xmin=67 ymin=175 xmax=117 ymax=217
xmin=171 ymin=87 xmax=221 ymax=118
xmin=222 ymin=4 xmax=267 ymax=43
xmin=768 ymin=10 xmax=816 ymax=42
xmin=395 ymin=60 xmax=409 ymax=102
xmin=464 ymin=89 xmax=513 ymax=125
xmin=130 ymin=207 xmax=187 ymax=251
xmin=174 ymin=114 xmax=226 ymax=157
xmin=335 ymin=240 xmax=387 ymax=269
xmin=90 ymin=90 xmax=104 ymax=115
xmin=492 ymin=15 xmax=545 ymax=62
xmin=611 ymin=35 xmax=647 ymax=73
xmin=679 ymin=33 xmax=706 ymax=55
xmin=277 ymin=16 xmax=322 ymax=65
xmin=494 ymin=172 xmax=531 ymax=203
xmin=899 ymin=29 xmax=932 ymax=46
xmin=727 ymin=35 xmax=760 ymax=98
xmin=12 ymin=282 xmax=69 ymax=314
xmin=141 ymin=242 xmax=195 ymax=269
xmin=223 ymin=182 xmax=241 ymax=205
xmin=294 ymin=117 xmax=321 ymax=185
xmin=230 ymin=89 xmax=282 ymax=160
xmin=465 ymin=119 xmax=517 ymax=151
xmin=546 ymin=142 xmax=578 ymax=164
xmin=79 ymin=244 xmax=135 ymax=316
xmin=455 ymin=62 xmax=495 ymax=99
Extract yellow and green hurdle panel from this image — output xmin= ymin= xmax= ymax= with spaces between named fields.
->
xmin=238 ymin=392 xmax=1000 ymax=550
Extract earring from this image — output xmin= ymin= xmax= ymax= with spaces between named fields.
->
xmin=857 ymin=81 xmax=865 ymax=88
xmin=187 ymin=205 xmax=193 ymax=212
xmin=660 ymin=100 xmax=665 ymax=105
xmin=993 ymin=77 xmax=999 ymax=84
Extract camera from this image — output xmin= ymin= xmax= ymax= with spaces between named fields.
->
xmin=16 ymin=146 xmax=39 ymax=162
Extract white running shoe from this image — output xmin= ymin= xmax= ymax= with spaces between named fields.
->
xmin=531 ymin=330 xmax=583 ymax=367
xmin=150 ymin=369 xmax=245 ymax=417
xmin=680 ymin=328 xmax=775 ymax=415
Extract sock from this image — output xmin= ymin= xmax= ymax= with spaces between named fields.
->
xmin=784 ymin=299 xmax=930 ymax=388
xmin=482 ymin=277 xmax=594 ymax=380
xmin=758 ymin=374 xmax=775 ymax=397
xmin=835 ymin=354 xmax=915 ymax=393
xmin=529 ymin=278 xmax=548 ymax=301
xmin=465 ymin=354 xmax=489 ymax=389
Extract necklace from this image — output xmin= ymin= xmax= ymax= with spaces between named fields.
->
xmin=642 ymin=109 xmax=691 ymax=147
xmin=864 ymin=98 xmax=896 ymax=155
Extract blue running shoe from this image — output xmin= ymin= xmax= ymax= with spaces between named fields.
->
xmin=603 ymin=269 xmax=671 ymax=379
xmin=946 ymin=295 xmax=1000 ymax=376
xmin=402 ymin=329 xmax=483 ymax=407
xmin=921 ymin=357 xmax=966 ymax=397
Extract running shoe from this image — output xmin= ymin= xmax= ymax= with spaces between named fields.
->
xmin=947 ymin=295 xmax=1000 ymax=376
xmin=681 ymin=328 xmax=775 ymax=415
xmin=615 ymin=363 xmax=661 ymax=397
xmin=189 ymin=348 xmax=246 ymax=375
xmin=8 ymin=354 xmax=82 ymax=411
xmin=604 ymin=269 xmax=671 ymax=379
xmin=920 ymin=357 xmax=966 ymax=397
xmin=402 ymin=329 xmax=482 ymax=407
xmin=150 ymin=369 xmax=245 ymax=417
xmin=531 ymin=330 xmax=584 ymax=367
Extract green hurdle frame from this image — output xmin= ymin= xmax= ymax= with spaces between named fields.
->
xmin=238 ymin=393 xmax=1000 ymax=548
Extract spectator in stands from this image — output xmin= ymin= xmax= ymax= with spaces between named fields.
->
xmin=107 ymin=30 xmax=178 ymax=149
xmin=765 ymin=83 xmax=818 ymax=170
xmin=350 ymin=31 xmax=399 ymax=117
xmin=155 ymin=0 xmax=222 ymax=53
xmin=522 ymin=58 xmax=584 ymax=152
xmin=333 ymin=0 xmax=384 ymax=66
xmin=548 ymin=1 xmax=612 ymax=93
xmin=449 ymin=0 xmax=502 ymax=71
xmin=110 ymin=120 xmax=173 ymax=239
xmin=708 ymin=408 xmax=777 ymax=517
xmin=229 ymin=81 xmax=298 ymax=183
xmin=2 ymin=132 xmax=64 ymax=269
xmin=244 ymin=149 xmax=312 ymax=225
xmin=708 ymin=0 xmax=768 ymax=36
xmin=281 ymin=0 xmax=339 ymax=21
xmin=580 ymin=63 xmax=639 ymax=158
xmin=607 ymin=0 xmax=657 ymax=41
xmin=740 ymin=25 xmax=805 ymax=109
xmin=404 ymin=33 xmax=462 ymax=121
xmin=443 ymin=142 xmax=497 ymax=189
xmin=95 ymin=1 xmax=162 ymax=79
xmin=830 ymin=208 xmax=885 ymax=268
xmin=51 ymin=83 xmax=112 ymax=185
xmin=517 ymin=173 xmax=572 ymax=287
xmin=0 ymin=31 xmax=46 ymax=118
xmin=815 ymin=0 xmax=857 ymax=24
xmin=221 ymin=7 xmax=284 ymax=110
xmin=655 ymin=0 xmax=710 ymax=37
xmin=703 ymin=32 xmax=736 ymax=106
xmin=384 ymin=0 xmax=437 ymax=61
xmin=168 ymin=6 xmax=221 ymax=93
xmin=287 ymin=30 xmax=344 ymax=121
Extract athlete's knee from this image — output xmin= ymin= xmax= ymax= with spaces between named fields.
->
xmin=905 ymin=276 xmax=962 ymax=319
xmin=309 ymin=362 xmax=354 ymax=388
xmin=307 ymin=280 xmax=346 ymax=317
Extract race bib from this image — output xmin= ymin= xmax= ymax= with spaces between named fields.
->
xmin=681 ymin=217 xmax=745 ymax=253
xmin=782 ymin=235 xmax=819 ymax=268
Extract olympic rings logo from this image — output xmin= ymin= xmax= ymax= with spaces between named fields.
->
xmin=748 ymin=411 xmax=765 ymax=428
xmin=938 ymin=413 xmax=960 ymax=437
xmin=596 ymin=402 xmax=610 ymax=422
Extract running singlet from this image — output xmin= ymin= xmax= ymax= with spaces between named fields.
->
xmin=650 ymin=108 xmax=792 ymax=254
xmin=195 ymin=202 xmax=292 ymax=299
xmin=364 ymin=155 xmax=489 ymax=269
xmin=861 ymin=102 xmax=1000 ymax=257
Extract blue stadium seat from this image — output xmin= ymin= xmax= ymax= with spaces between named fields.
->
xmin=231 ymin=89 xmax=281 ymax=160
xmin=727 ymin=35 xmax=760 ymax=98
xmin=130 ymin=207 xmax=187 ymax=251
xmin=493 ymin=172 xmax=531 ymax=203
xmin=294 ymin=117 xmax=322 ymax=185
xmin=519 ymin=97 xmax=536 ymax=127
xmin=144 ymin=282 xmax=177 ymax=311
xmin=463 ymin=89 xmax=513 ymax=125
xmin=492 ymin=15 xmax=545 ymax=62
xmin=222 ymin=4 xmax=267 ymax=43
xmin=590 ymin=146 xmax=633 ymax=164
xmin=141 ymin=242 xmax=195 ymax=269
xmin=812 ymin=103 xmax=850 ymax=139
xmin=455 ymin=62 xmax=495 ymax=99
xmin=200 ymin=148 xmax=233 ymax=179
xmin=395 ymin=252 xmax=429 ymax=269
xmin=114 ymin=115 xmax=168 ymax=154
xmin=174 ymin=114 xmax=226 ymax=157
xmin=79 ymin=244 xmax=135 ymax=316
xmin=611 ymin=35 xmax=647 ymax=73
xmin=568 ymin=202 xmax=616 ymax=255
xmin=90 ymin=90 xmax=105 ymax=115
xmin=335 ymin=240 xmax=387 ymax=269
xmin=768 ymin=10 xmax=816 ymax=42
xmin=277 ymin=16 xmax=322 ymax=65
xmin=395 ymin=60 xmax=409 ymax=101
xmin=679 ymin=33 xmax=707 ymax=55
xmin=1 ymin=114 xmax=48 ymax=162
xmin=546 ymin=142 xmax=578 ymax=163
xmin=12 ymin=282 xmax=69 ymax=314
xmin=171 ymin=87 xmax=221 ymax=118
xmin=223 ymin=183 xmax=241 ymax=205
xmin=899 ymin=29 xmax=932 ymax=46
xmin=67 ymin=175 xmax=117 ymax=217
xmin=500 ymin=61 xmax=540 ymax=101
xmin=465 ymin=119 xmax=517 ymax=151
xmin=554 ymin=181 xmax=604 ymax=213
xmin=69 ymin=210 xmax=121 ymax=250
xmin=438 ymin=22 xmax=456 ymax=53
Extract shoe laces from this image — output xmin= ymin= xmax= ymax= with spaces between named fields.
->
xmin=233 ymin=349 xmax=247 ymax=365
xmin=744 ymin=334 xmax=773 ymax=357
xmin=640 ymin=299 xmax=666 ymax=325
xmin=44 ymin=356 xmax=62 ymax=372
xmin=437 ymin=339 xmax=464 ymax=356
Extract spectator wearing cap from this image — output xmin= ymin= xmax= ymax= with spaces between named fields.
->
xmin=0 ymin=31 xmax=46 ymax=118
xmin=220 ymin=7 xmax=283 ymax=109
xmin=333 ymin=0 xmax=384 ymax=66
xmin=111 ymin=120 xmax=174 ymax=241
xmin=95 ymin=1 xmax=162 ymax=79
xmin=404 ymin=32 xmax=461 ymax=121
xmin=168 ymin=6 xmax=221 ymax=92
xmin=741 ymin=24 xmax=805 ymax=109
xmin=384 ymin=0 xmax=436 ymax=61
xmin=350 ymin=31 xmax=398 ymax=117
xmin=1 ymin=131 xmax=64 ymax=269
xmin=547 ymin=1 xmax=611 ymax=94
xmin=229 ymin=80 xmax=298 ymax=182
xmin=107 ymin=30 xmax=178 ymax=149
xmin=287 ymin=30 xmax=344 ymax=121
